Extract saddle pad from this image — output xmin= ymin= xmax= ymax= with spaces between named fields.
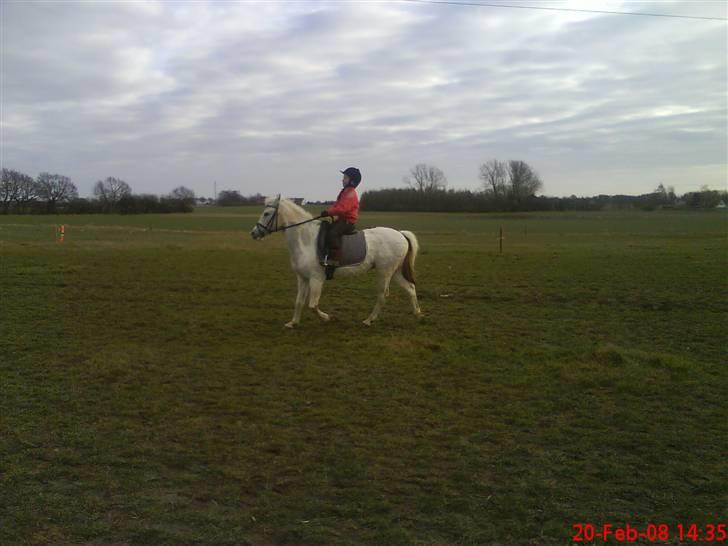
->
xmin=338 ymin=231 xmax=367 ymax=266
xmin=316 ymin=223 xmax=368 ymax=267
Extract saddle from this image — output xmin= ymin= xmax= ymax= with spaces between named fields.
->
xmin=316 ymin=222 xmax=367 ymax=277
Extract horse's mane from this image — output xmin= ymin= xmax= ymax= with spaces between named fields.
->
xmin=267 ymin=196 xmax=312 ymax=223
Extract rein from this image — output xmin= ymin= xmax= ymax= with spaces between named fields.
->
xmin=256 ymin=201 xmax=324 ymax=235
xmin=276 ymin=215 xmax=324 ymax=231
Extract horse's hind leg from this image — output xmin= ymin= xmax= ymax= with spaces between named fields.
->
xmin=394 ymin=270 xmax=423 ymax=318
xmin=308 ymin=277 xmax=330 ymax=321
xmin=363 ymin=271 xmax=393 ymax=326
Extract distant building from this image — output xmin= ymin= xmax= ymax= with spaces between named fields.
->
xmin=290 ymin=197 xmax=306 ymax=205
xmin=717 ymin=200 xmax=726 ymax=209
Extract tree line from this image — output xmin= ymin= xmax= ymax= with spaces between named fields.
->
xmin=215 ymin=191 xmax=266 ymax=206
xmin=1 ymin=168 xmax=197 ymax=214
xmin=4 ymin=163 xmax=724 ymax=215
xmin=361 ymin=161 xmax=727 ymax=212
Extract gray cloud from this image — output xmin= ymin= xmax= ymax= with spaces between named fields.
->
xmin=2 ymin=0 xmax=726 ymax=199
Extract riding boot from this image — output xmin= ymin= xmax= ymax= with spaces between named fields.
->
xmin=325 ymin=248 xmax=341 ymax=279
xmin=326 ymin=248 xmax=341 ymax=266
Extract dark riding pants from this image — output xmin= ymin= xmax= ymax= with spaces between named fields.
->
xmin=327 ymin=219 xmax=356 ymax=256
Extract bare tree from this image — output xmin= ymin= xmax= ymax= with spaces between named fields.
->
xmin=2 ymin=169 xmax=41 ymax=214
xmin=507 ymin=160 xmax=542 ymax=203
xmin=667 ymin=185 xmax=676 ymax=203
xmin=1 ymin=169 xmax=21 ymax=214
xmin=404 ymin=163 xmax=447 ymax=192
xmin=94 ymin=177 xmax=132 ymax=212
xmin=479 ymin=159 xmax=508 ymax=197
xmin=169 ymin=186 xmax=196 ymax=204
xmin=37 ymin=172 xmax=78 ymax=213
xmin=15 ymin=174 xmax=40 ymax=212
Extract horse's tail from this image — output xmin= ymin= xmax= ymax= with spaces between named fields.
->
xmin=400 ymin=230 xmax=419 ymax=285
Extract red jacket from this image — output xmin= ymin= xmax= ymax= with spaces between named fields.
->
xmin=327 ymin=186 xmax=359 ymax=224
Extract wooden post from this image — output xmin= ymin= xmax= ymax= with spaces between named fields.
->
xmin=499 ymin=225 xmax=503 ymax=254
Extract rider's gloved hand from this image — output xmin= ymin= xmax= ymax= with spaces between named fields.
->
xmin=320 ymin=210 xmax=330 ymax=217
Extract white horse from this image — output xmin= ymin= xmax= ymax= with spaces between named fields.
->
xmin=250 ymin=195 xmax=423 ymax=328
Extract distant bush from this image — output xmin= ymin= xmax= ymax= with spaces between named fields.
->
xmin=1 ymin=168 xmax=198 ymax=214
xmin=65 ymin=198 xmax=98 ymax=214
xmin=361 ymin=188 xmax=728 ymax=213
xmin=116 ymin=193 xmax=195 ymax=214
xmin=360 ymin=188 xmax=605 ymax=213
xmin=217 ymin=191 xmax=264 ymax=206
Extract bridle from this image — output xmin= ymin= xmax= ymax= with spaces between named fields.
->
xmin=255 ymin=201 xmax=281 ymax=235
xmin=255 ymin=197 xmax=324 ymax=236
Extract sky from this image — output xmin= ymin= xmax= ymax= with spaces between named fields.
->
xmin=1 ymin=0 xmax=726 ymax=200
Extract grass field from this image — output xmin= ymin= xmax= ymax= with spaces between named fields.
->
xmin=1 ymin=207 xmax=726 ymax=545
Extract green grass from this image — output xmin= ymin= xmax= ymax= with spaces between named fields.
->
xmin=1 ymin=208 xmax=726 ymax=545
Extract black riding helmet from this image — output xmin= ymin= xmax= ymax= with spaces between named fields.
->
xmin=340 ymin=167 xmax=362 ymax=188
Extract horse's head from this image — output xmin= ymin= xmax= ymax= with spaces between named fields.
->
xmin=250 ymin=194 xmax=282 ymax=240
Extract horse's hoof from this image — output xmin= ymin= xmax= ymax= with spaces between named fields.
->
xmin=284 ymin=321 xmax=297 ymax=329
xmin=318 ymin=312 xmax=330 ymax=322
xmin=363 ymin=319 xmax=372 ymax=326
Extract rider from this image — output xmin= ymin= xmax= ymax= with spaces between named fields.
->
xmin=321 ymin=167 xmax=361 ymax=266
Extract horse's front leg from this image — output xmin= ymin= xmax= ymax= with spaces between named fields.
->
xmin=285 ymin=275 xmax=309 ymax=328
xmin=308 ymin=276 xmax=330 ymax=321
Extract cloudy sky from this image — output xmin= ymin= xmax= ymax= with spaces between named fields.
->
xmin=2 ymin=1 xmax=726 ymax=200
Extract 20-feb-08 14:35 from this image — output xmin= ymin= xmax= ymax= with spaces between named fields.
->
xmin=572 ymin=522 xmax=727 ymax=542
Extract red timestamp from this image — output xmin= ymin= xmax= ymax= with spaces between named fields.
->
xmin=572 ymin=522 xmax=727 ymax=543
